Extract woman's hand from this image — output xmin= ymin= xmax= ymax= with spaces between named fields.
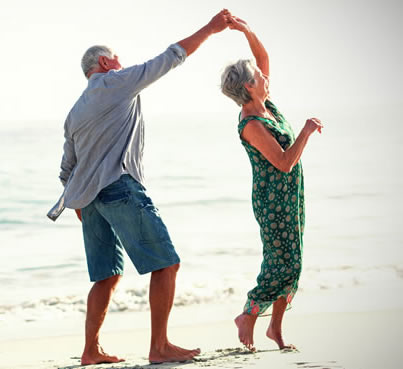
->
xmin=227 ymin=16 xmax=269 ymax=76
xmin=242 ymin=117 xmax=323 ymax=173
xmin=304 ymin=118 xmax=323 ymax=135
xmin=228 ymin=16 xmax=250 ymax=33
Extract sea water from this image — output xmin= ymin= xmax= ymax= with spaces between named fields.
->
xmin=1 ymin=106 xmax=402 ymax=334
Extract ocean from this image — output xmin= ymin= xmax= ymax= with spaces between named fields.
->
xmin=1 ymin=105 xmax=402 ymax=336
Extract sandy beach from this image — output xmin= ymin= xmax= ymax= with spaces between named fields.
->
xmin=1 ymin=286 xmax=402 ymax=369
xmin=1 ymin=1 xmax=402 ymax=368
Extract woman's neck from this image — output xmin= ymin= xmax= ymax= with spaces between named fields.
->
xmin=242 ymin=98 xmax=268 ymax=117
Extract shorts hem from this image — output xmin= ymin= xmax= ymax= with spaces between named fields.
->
xmin=137 ymin=256 xmax=180 ymax=275
xmin=90 ymin=269 xmax=123 ymax=282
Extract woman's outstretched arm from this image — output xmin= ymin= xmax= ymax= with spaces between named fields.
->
xmin=228 ymin=16 xmax=269 ymax=77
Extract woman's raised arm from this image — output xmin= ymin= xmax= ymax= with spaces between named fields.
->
xmin=228 ymin=16 xmax=269 ymax=77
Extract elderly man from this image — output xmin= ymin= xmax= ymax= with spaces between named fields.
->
xmin=51 ymin=10 xmax=230 ymax=365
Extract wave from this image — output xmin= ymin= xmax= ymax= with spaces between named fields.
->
xmin=17 ymin=263 xmax=79 ymax=272
xmin=154 ymin=175 xmax=205 ymax=181
xmin=0 ymin=219 xmax=26 ymax=225
xmin=327 ymin=191 xmax=383 ymax=200
xmin=1 ymin=264 xmax=402 ymax=324
xmin=160 ymin=197 xmax=247 ymax=208
xmin=0 ymin=285 xmax=237 ymax=323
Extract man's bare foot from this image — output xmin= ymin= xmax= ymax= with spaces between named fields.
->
xmin=235 ymin=313 xmax=258 ymax=351
xmin=149 ymin=342 xmax=200 ymax=363
xmin=81 ymin=345 xmax=125 ymax=365
xmin=266 ymin=325 xmax=296 ymax=350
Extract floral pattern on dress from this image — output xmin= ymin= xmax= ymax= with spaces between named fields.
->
xmin=238 ymin=100 xmax=305 ymax=316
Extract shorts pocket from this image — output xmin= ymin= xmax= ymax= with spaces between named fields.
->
xmin=98 ymin=188 xmax=131 ymax=205
xmin=139 ymin=203 xmax=170 ymax=244
xmin=97 ymin=177 xmax=133 ymax=205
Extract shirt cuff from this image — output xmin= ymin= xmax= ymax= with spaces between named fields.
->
xmin=169 ymin=43 xmax=187 ymax=63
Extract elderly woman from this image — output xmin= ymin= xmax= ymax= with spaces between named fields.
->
xmin=221 ymin=16 xmax=322 ymax=351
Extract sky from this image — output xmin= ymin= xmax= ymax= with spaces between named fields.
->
xmin=0 ymin=0 xmax=402 ymax=123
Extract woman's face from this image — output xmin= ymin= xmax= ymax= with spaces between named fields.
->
xmin=251 ymin=67 xmax=270 ymax=100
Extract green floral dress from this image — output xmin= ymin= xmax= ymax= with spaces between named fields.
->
xmin=238 ymin=100 xmax=305 ymax=316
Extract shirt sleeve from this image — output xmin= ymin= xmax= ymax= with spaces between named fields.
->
xmin=104 ymin=43 xmax=187 ymax=97
xmin=59 ymin=119 xmax=77 ymax=187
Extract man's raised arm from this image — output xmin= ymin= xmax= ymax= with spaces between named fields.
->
xmin=177 ymin=9 xmax=231 ymax=57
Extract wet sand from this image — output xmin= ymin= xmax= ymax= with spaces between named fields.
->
xmin=1 ymin=302 xmax=402 ymax=369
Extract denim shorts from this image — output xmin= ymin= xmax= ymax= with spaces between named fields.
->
xmin=81 ymin=175 xmax=180 ymax=281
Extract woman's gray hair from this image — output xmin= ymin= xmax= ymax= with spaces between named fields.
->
xmin=81 ymin=45 xmax=114 ymax=78
xmin=221 ymin=59 xmax=256 ymax=106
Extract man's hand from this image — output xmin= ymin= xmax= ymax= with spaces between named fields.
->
xmin=177 ymin=9 xmax=232 ymax=57
xmin=207 ymin=9 xmax=232 ymax=34
xmin=75 ymin=209 xmax=82 ymax=222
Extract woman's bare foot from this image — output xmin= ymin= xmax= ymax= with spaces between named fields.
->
xmin=266 ymin=324 xmax=296 ymax=350
xmin=81 ymin=344 xmax=125 ymax=365
xmin=149 ymin=342 xmax=200 ymax=363
xmin=235 ymin=313 xmax=258 ymax=351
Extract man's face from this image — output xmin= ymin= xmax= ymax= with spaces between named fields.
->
xmin=108 ymin=55 xmax=122 ymax=71
xmin=100 ymin=54 xmax=123 ymax=72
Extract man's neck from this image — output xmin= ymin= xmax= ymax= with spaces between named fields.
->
xmin=87 ymin=66 xmax=107 ymax=79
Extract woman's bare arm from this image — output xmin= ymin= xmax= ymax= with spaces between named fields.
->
xmin=228 ymin=16 xmax=269 ymax=76
xmin=241 ymin=119 xmax=322 ymax=173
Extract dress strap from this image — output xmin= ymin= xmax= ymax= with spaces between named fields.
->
xmin=238 ymin=115 xmax=278 ymax=137
xmin=265 ymin=100 xmax=286 ymax=124
xmin=238 ymin=116 xmax=255 ymax=136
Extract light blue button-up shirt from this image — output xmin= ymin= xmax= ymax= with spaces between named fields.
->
xmin=49 ymin=43 xmax=186 ymax=219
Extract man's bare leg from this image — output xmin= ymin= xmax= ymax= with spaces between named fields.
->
xmin=148 ymin=263 xmax=200 ymax=363
xmin=266 ymin=297 xmax=296 ymax=350
xmin=81 ymin=275 xmax=125 ymax=365
xmin=235 ymin=312 xmax=258 ymax=351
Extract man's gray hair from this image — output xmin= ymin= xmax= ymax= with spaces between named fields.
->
xmin=81 ymin=45 xmax=114 ymax=78
xmin=221 ymin=59 xmax=256 ymax=106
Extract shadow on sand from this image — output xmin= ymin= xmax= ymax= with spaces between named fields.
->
xmin=59 ymin=347 xmax=343 ymax=369
xmin=58 ymin=347 xmax=271 ymax=369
